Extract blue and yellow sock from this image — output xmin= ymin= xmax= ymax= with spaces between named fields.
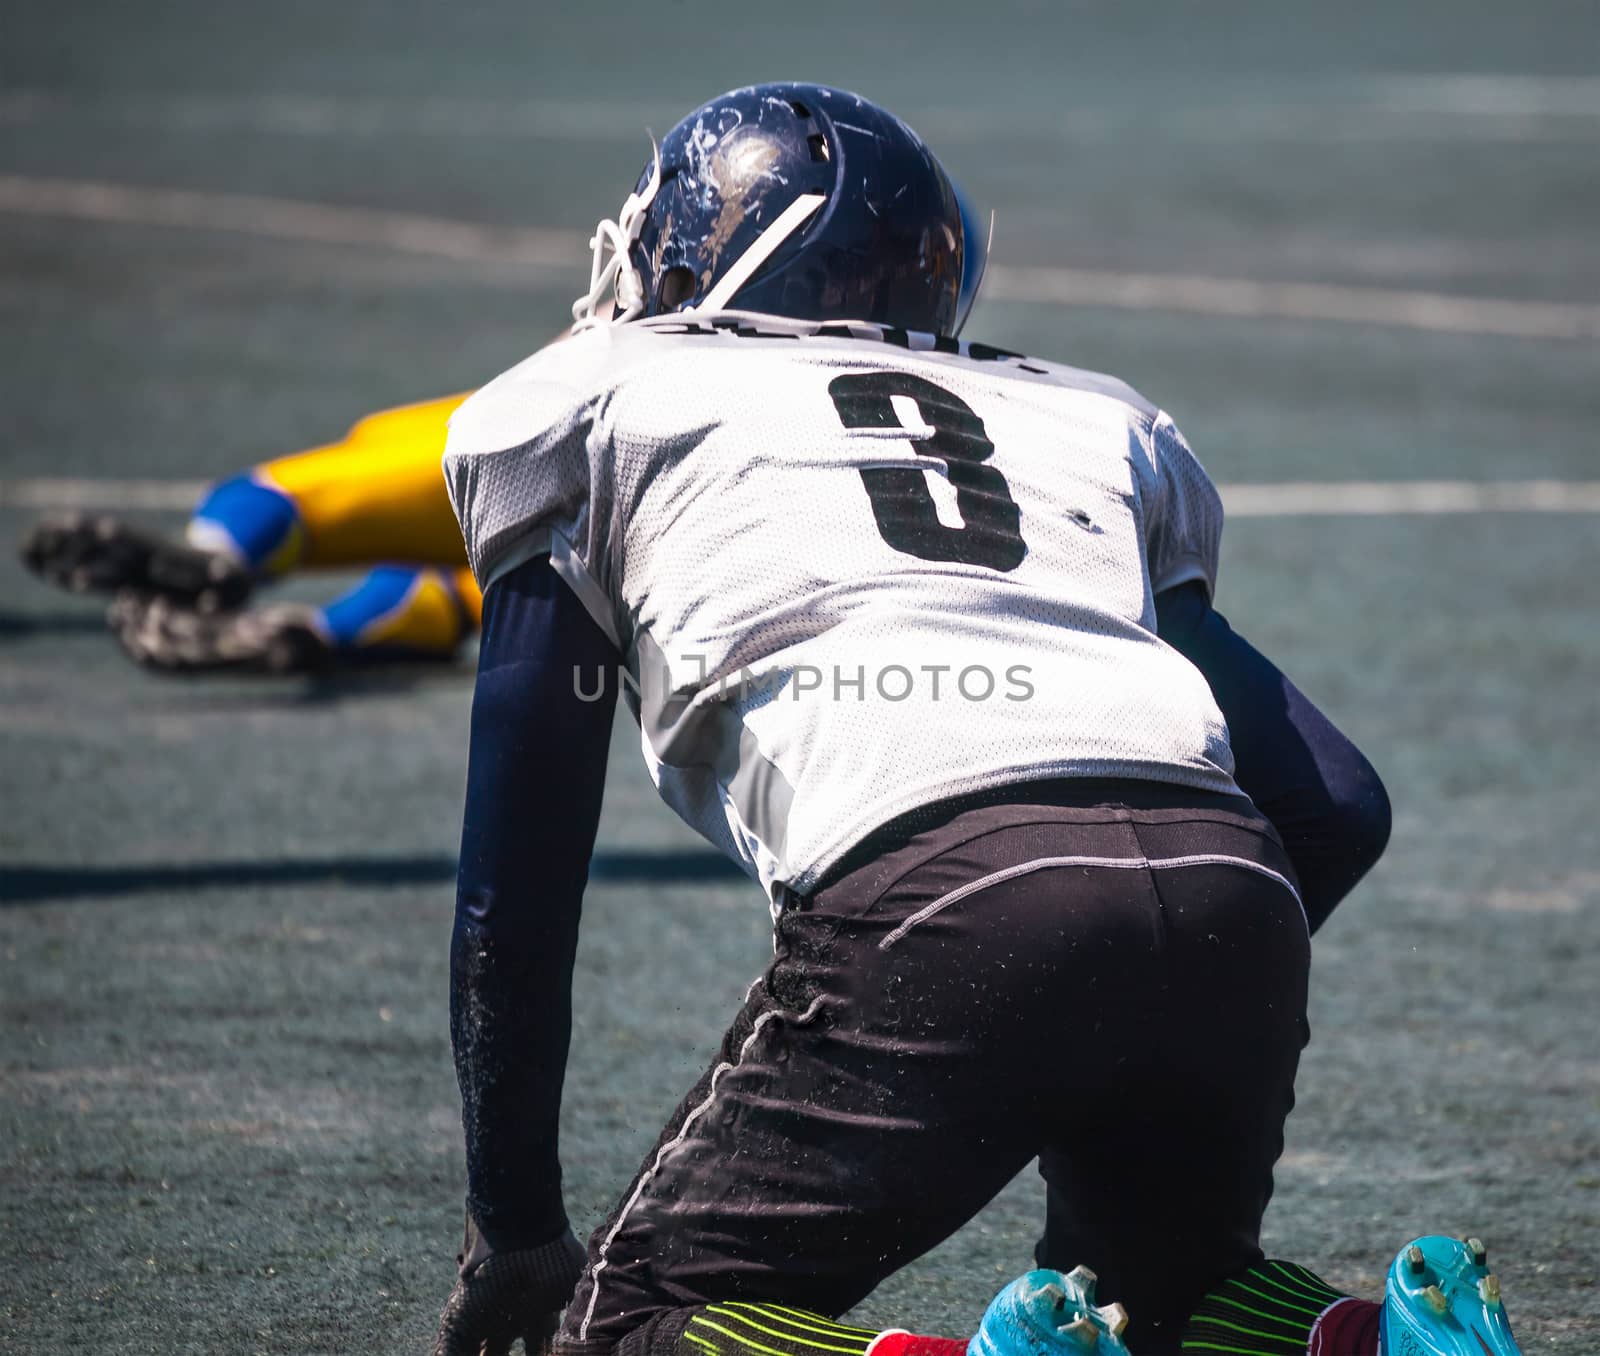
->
xmin=187 ymin=474 xmax=305 ymax=575
xmin=319 ymin=565 xmax=474 ymax=659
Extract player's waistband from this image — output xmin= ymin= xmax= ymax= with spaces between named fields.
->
xmin=798 ymin=776 xmax=1278 ymax=905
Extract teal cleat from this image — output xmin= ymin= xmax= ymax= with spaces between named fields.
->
xmin=1381 ymin=1236 xmax=1520 ymax=1355
xmin=969 ymin=1266 xmax=1132 ymax=1356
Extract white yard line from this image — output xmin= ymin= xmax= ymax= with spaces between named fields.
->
xmin=0 ymin=176 xmax=580 ymax=269
xmin=982 ymin=266 xmax=1600 ymax=341
xmin=0 ymin=92 xmax=671 ymax=141
xmin=5 ymin=81 xmax=1600 ymax=142
xmin=0 ymin=478 xmax=210 ymax=510
xmin=1219 ymin=479 xmax=1600 ymax=517
xmin=1368 ymin=75 xmax=1600 ymax=118
xmin=6 ymin=477 xmax=1600 ymax=518
xmin=2 ymin=175 xmax=1597 ymax=341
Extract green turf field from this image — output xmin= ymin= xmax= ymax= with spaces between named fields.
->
xmin=3 ymin=3 xmax=1598 ymax=1351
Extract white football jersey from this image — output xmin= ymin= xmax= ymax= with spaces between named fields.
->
xmin=445 ymin=313 xmax=1238 ymax=903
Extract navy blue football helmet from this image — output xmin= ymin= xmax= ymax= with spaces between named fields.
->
xmin=572 ymin=83 xmax=988 ymax=337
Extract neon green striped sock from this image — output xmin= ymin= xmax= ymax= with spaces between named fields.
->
xmin=680 ymin=1304 xmax=882 ymax=1356
xmin=1180 ymin=1260 xmax=1348 ymax=1355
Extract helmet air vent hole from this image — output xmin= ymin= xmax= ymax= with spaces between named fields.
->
xmin=657 ymin=265 xmax=696 ymax=310
xmin=788 ymin=99 xmax=810 ymax=118
xmin=807 ymin=133 xmax=830 ymax=163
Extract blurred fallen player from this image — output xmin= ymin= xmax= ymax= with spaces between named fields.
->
xmin=19 ymin=393 xmax=481 ymax=673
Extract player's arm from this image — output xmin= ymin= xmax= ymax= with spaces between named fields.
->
xmin=1139 ymin=410 xmax=1389 ymax=932
xmin=434 ymin=553 xmax=618 ymax=1355
xmin=1155 ymin=579 xmax=1391 ymax=933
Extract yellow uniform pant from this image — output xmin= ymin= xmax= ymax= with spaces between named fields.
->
xmin=189 ymin=394 xmax=483 ymax=653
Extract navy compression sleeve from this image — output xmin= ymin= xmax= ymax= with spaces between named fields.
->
xmin=1155 ymin=581 xmax=1391 ymax=933
xmin=452 ymin=555 xmax=619 ymax=1252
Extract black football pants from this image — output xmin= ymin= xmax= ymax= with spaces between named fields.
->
xmin=556 ymin=782 xmax=1311 ymax=1355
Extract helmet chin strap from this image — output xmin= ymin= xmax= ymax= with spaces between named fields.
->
xmin=693 ymin=192 xmax=827 ymax=314
xmin=571 ymin=137 xmax=662 ymax=331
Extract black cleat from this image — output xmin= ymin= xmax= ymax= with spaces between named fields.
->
xmin=20 ymin=513 xmax=253 ymax=611
xmin=108 ymin=593 xmax=334 ymax=676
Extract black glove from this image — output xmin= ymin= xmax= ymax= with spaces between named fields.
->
xmin=432 ymin=1215 xmax=587 ymax=1356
